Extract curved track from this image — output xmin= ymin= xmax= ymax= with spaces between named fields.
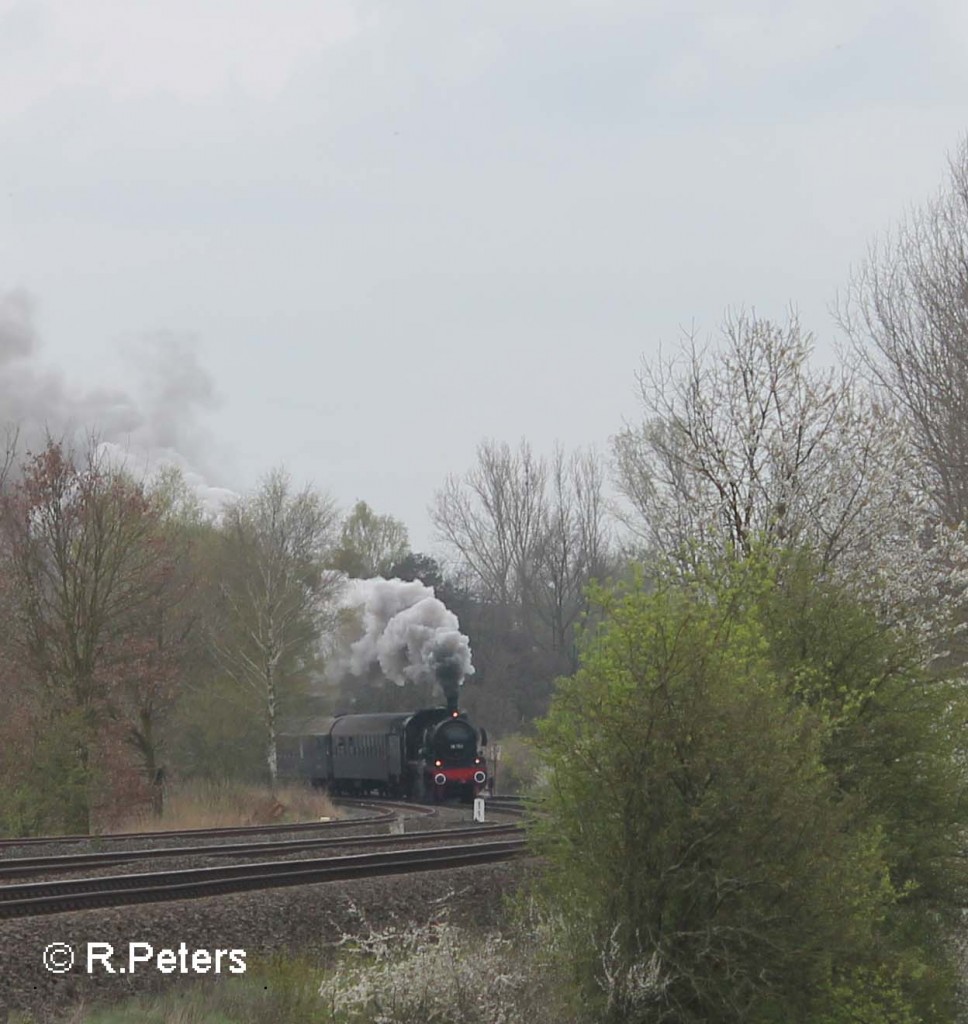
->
xmin=0 ymin=798 xmax=423 ymax=851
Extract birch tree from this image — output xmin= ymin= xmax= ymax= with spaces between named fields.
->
xmin=211 ymin=469 xmax=339 ymax=786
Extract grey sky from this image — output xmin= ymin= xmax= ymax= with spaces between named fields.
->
xmin=1 ymin=0 xmax=966 ymax=550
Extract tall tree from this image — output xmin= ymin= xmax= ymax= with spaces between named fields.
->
xmin=211 ymin=469 xmax=339 ymax=786
xmin=612 ymin=310 xmax=968 ymax=641
xmin=329 ymin=500 xmax=409 ymax=579
xmin=433 ymin=440 xmax=611 ymax=727
xmin=530 ymin=447 xmax=611 ymax=669
xmin=434 ymin=440 xmax=609 ymax=652
xmin=433 ymin=440 xmax=548 ymax=610
xmin=840 ymin=137 xmax=968 ymax=526
xmin=111 ymin=467 xmax=208 ymax=814
xmin=0 ymin=438 xmax=174 ymax=831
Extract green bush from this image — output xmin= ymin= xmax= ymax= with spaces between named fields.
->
xmin=493 ymin=733 xmax=542 ymax=794
xmin=533 ymin=553 xmax=964 ymax=1023
xmin=169 ymin=676 xmax=269 ymax=784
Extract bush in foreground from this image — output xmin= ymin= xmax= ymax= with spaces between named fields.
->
xmin=32 ymin=918 xmax=571 ymax=1024
xmin=533 ymin=554 xmax=965 ymax=1023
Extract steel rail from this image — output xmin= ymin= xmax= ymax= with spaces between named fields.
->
xmin=0 ymin=839 xmax=526 ymax=919
xmin=483 ymin=796 xmax=530 ymax=816
xmin=0 ymin=823 xmax=522 ymax=879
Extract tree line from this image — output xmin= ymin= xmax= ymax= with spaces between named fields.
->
xmin=530 ymin=140 xmax=968 ymax=1021
xmin=0 ymin=425 xmax=613 ymax=834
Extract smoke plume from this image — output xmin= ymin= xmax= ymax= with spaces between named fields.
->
xmin=0 ymin=288 xmax=233 ymax=514
xmin=338 ymin=577 xmax=474 ymax=710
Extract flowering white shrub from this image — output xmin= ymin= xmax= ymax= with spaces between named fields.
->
xmin=612 ymin=311 xmax=968 ymax=649
xmin=321 ymin=906 xmax=556 ymax=1024
xmin=596 ymin=925 xmax=669 ymax=1018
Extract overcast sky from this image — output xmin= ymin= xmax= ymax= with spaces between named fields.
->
xmin=1 ymin=0 xmax=966 ymax=550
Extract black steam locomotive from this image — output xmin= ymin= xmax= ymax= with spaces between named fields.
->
xmin=278 ymin=706 xmax=489 ymax=802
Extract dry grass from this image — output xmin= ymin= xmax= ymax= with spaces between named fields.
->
xmin=107 ymin=780 xmax=339 ymax=834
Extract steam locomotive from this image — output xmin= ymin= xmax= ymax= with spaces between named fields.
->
xmin=278 ymin=705 xmax=489 ymax=802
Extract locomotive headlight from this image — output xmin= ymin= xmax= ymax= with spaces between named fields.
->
xmin=434 ymin=759 xmax=442 ymax=767
xmin=434 ymin=773 xmax=447 ymax=786
xmin=473 ymin=771 xmax=487 ymax=785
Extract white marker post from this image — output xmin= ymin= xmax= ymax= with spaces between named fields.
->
xmin=473 ymin=797 xmax=485 ymax=822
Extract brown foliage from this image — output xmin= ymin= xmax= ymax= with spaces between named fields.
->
xmin=0 ymin=437 xmax=191 ymax=832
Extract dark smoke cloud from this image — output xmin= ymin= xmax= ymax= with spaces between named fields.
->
xmin=0 ymin=287 xmax=232 ymax=510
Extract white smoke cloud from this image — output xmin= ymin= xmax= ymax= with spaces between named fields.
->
xmin=338 ymin=577 xmax=474 ymax=707
xmin=0 ymin=287 xmax=235 ymax=516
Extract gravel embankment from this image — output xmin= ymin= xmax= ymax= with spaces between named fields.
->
xmin=0 ymin=860 xmax=525 ymax=1023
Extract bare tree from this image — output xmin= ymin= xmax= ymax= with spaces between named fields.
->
xmin=616 ymin=311 xmax=873 ymax=561
xmin=839 ymin=137 xmax=968 ymax=526
xmin=433 ymin=439 xmax=611 ymax=675
xmin=613 ymin=310 xmax=968 ymax=639
xmin=211 ymin=469 xmax=339 ymax=786
xmin=529 ymin=448 xmax=611 ymax=669
xmin=432 ymin=440 xmax=548 ymax=609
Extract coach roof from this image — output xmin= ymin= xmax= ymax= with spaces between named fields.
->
xmin=329 ymin=712 xmax=415 ymax=736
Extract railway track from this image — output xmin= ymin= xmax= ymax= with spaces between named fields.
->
xmin=0 ymin=822 xmax=522 ymax=879
xmin=484 ymin=794 xmax=529 ymax=815
xmin=0 ymin=798 xmax=421 ymax=852
xmin=0 ymin=794 xmax=532 ymax=919
xmin=0 ymin=836 xmax=526 ymax=919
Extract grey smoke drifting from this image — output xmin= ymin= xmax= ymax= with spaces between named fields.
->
xmin=339 ymin=577 xmax=474 ymax=710
xmin=0 ymin=288 xmax=234 ymax=514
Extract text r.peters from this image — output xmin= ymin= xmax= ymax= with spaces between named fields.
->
xmin=87 ymin=942 xmax=246 ymax=975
